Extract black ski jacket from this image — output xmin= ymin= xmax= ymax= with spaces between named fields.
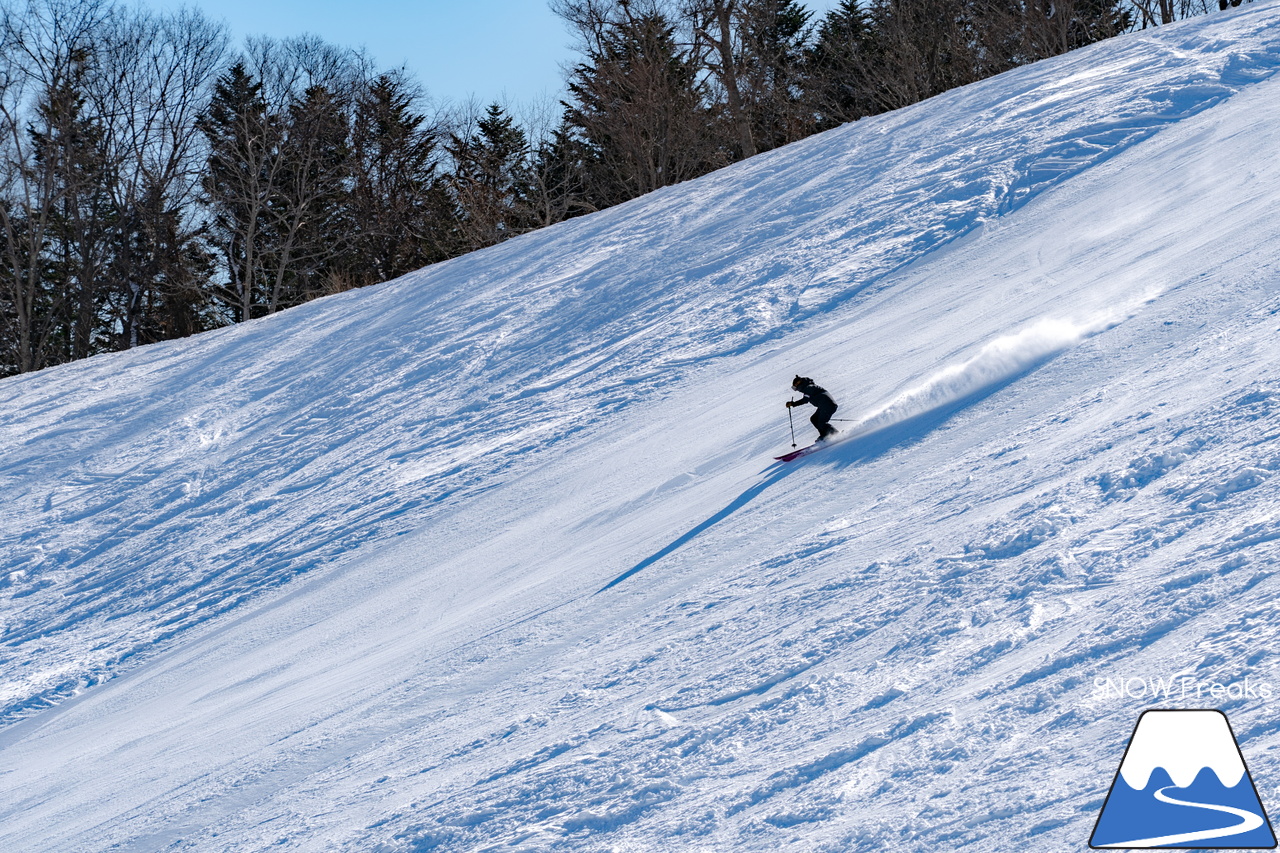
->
xmin=794 ymin=381 xmax=836 ymax=411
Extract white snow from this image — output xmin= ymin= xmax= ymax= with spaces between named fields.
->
xmin=853 ymin=306 xmax=1141 ymax=438
xmin=3 ymin=3 xmax=1280 ymax=851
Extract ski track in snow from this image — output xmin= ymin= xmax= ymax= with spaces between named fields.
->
xmin=2 ymin=4 xmax=1280 ymax=851
xmin=3 ymin=4 xmax=1278 ymax=727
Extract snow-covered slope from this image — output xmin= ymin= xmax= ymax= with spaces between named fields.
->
xmin=3 ymin=4 xmax=1280 ymax=850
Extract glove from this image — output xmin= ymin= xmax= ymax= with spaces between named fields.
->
xmin=785 ymin=401 xmax=795 ymax=408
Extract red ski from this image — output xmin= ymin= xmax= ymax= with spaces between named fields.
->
xmin=774 ymin=443 xmax=823 ymax=462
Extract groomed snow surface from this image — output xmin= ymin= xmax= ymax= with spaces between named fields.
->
xmin=3 ymin=3 xmax=1280 ymax=850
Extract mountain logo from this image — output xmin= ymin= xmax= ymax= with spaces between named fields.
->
xmin=1091 ymin=709 xmax=1276 ymax=849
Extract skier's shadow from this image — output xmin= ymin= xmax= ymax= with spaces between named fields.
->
xmin=597 ymin=368 xmax=1039 ymax=593
xmin=823 ymin=386 xmax=1000 ymax=468
xmin=596 ymin=468 xmax=790 ymax=593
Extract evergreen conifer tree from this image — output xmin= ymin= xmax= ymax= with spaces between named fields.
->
xmin=565 ymin=8 xmax=718 ymax=208
xmin=447 ymin=103 xmax=534 ymax=251
xmin=803 ymin=0 xmax=877 ymax=129
xmin=346 ymin=73 xmax=448 ymax=287
xmin=528 ymin=113 xmax=593 ymax=224
xmin=199 ymin=62 xmax=279 ymax=322
xmin=29 ymin=56 xmax=115 ymax=364
xmin=737 ymin=0 xmax=813 ymax=151
xmin=268 ymin=83 xmax=352 ymax=310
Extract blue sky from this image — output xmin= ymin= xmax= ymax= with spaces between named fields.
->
xmin=158 ymin=0 xmax=844 ymax=108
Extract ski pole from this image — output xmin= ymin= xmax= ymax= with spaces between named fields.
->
xmin=787 ymin=401 xmax=797 ymax=447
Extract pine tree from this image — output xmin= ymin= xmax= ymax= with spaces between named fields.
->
xmin=565 ymin=7 xmax=719 ymax=208
xmin=267 ymin=83 xmax=352 ymax=310
xmin=199 ymin=62 xmax=279 ymax=322
xmin=447 ymin=103 xmax=534 ymax=252
xmin=1062 ymin=0 xmax=1133 ymax=50
xmin=346 ymin=73 xmax=448 ymax=288
xmin=527 ymin=112 xmax=593 ymax=225
xmin=107 ymin=181 xmax=216 ymax=347
xmin=803 ymin=0 xmax=877 ymax=129
xmin=737 ymin=0 xmax=813 ymax=151
xmin=29 ymin=54 xmax=116 ymax=363
xmin=857 ymin=0 xmax=980 ymax=113
xmin=86 ymin=5 xmax=227 ymax=352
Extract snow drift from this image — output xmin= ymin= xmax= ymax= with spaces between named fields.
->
xmin=855 ymin=304 xmax=1140 ymax=437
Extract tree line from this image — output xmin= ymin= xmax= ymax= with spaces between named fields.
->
xmin=0 ymin=0 xmax=1230 ymax=375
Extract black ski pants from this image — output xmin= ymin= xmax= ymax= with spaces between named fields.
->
xmin=812 ymin=401 xmax=838 ymax=438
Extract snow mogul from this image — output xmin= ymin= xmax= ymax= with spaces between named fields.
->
xmin=786 ymin=375 xmax=839 ymax=442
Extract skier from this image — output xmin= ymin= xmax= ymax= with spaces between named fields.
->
xmin=786 ymin=375 xmax=839 ymax=442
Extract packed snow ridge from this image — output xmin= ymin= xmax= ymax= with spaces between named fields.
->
xmin=3 ymin=3 xmax=1280 ymax=851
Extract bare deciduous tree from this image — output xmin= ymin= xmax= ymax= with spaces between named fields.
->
xmin=685 ymin=0 xmax=757 ymax=157
xmin=0 ymin=0 xmax=110 ymax=373
xmin=87 ymin=6 xmax=227 ymax=346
